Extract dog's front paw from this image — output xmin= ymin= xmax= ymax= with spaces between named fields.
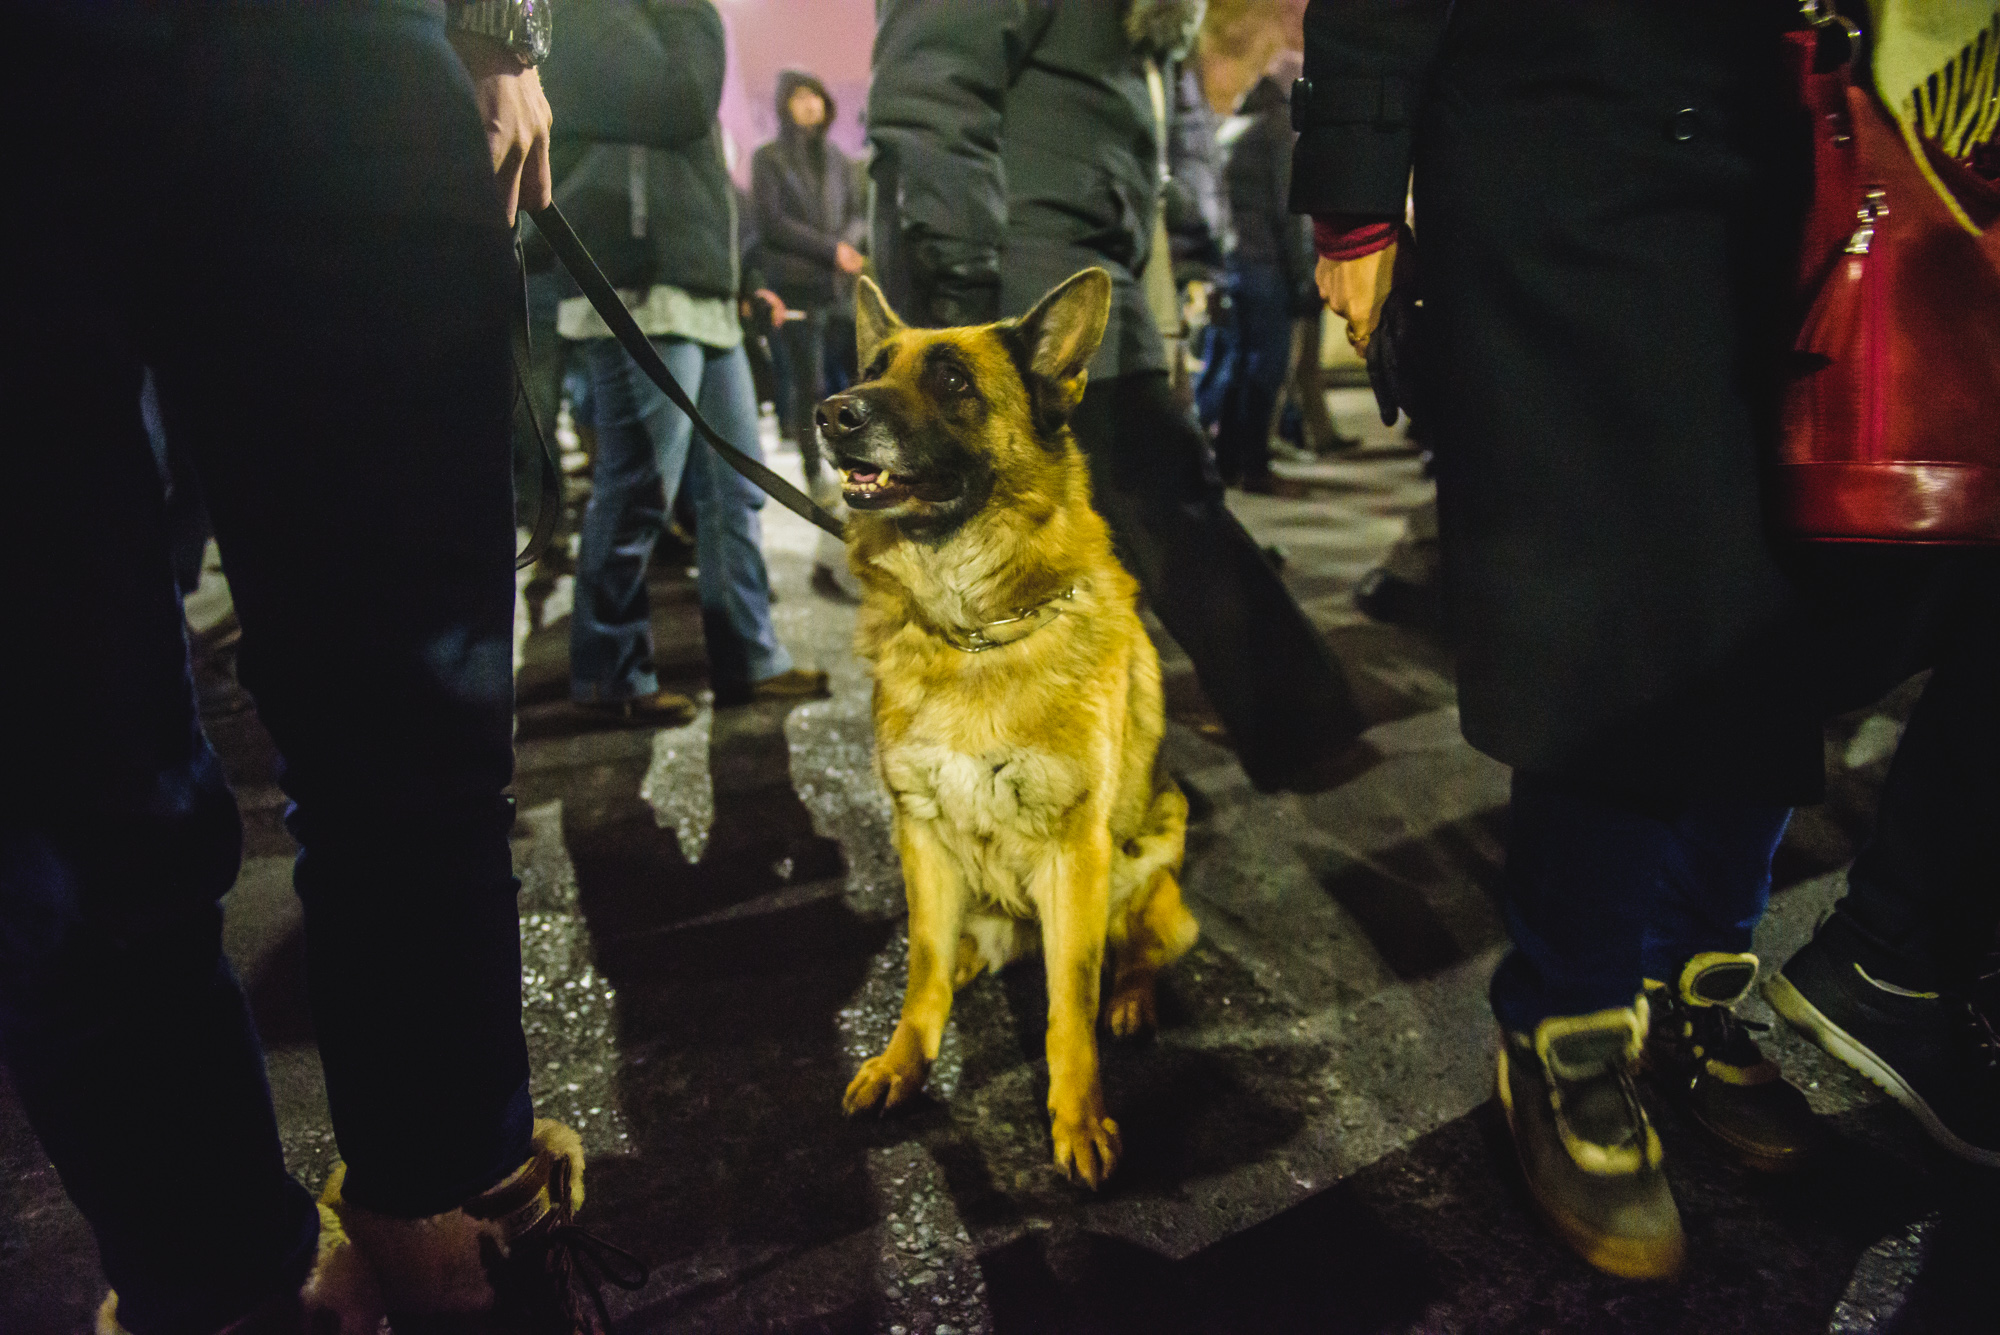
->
xmin=843 ymin=1035 xmax=928 ymax=1116
xmin=1050 ymin=1099 xmax=1122 ymax=1189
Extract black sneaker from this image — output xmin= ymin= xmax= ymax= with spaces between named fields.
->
xmin=1497 ymin=1002 xmax=1685 ymax=1279
xmin=1765 ymin=930 xmax=2000 ymax=1167
xmin=1643 ymin=952 xmax=1819 ymax=1173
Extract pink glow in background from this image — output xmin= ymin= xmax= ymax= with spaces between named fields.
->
xmin=713 ymin=0 xmax=876 ymax=184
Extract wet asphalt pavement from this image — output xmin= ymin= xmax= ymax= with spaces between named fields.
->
xmin=3 ymin=391 xmax=1995 ymax=1333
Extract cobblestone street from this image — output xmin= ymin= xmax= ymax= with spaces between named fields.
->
xmin=4 ymin=392 xmax=1993 ymax=1333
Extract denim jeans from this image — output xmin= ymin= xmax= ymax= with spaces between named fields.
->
xmin=1489 ymin=773 xmax=1793 ymax=1033
xmin=6 ymin=9 xmax=533 ymax=1331
xmin=1196 ymin=261 xmax=1294 ymax=483
xmin=571 ymin=337 xmax=791 ymax=701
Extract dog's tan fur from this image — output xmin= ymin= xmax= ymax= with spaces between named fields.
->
xmin=834 ymin=270 xmax=1197 ymax=1187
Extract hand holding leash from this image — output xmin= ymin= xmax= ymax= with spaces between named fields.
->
xmin=449 ymin=33 xmax=554 ymax=224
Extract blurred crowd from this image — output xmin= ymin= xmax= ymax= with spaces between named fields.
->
xmin=10 ymin=0 xmax=2000 ymax=1329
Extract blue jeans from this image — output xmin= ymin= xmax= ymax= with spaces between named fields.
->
xmin=1489 ymin=773 xmax=1793 ymax=1032
xmin=572 ymin=337 xmax=791 ymax=701
xmin=1195 ymin=261 xmax=1294 ymax=483
xmin=7 ymin=10 xmax=533 ymax=1331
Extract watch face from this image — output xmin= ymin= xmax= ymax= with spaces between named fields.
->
xmin=523 ymin=0 xmax=552 ymax=64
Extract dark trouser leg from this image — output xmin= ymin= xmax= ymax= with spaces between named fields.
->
xmin=824 ymin=307 xmax=859 ymax=393
xmin=0 ymin=340 xmax=319 ymax=1332
xmin=1490 ymin=773 xmax=1791 ymax=1032
xmin=1213 ymin=262 xmax=1292 ymax=484
xmin=1828 ymin=576 xmax=2000 ymax=993
xmin=779 ymin=311 xmax=829 ymax=483
xmin=1070 ymin=372 xmax=1364 ymax=783
xmin=141 ymin=12 xmax=533 ymax=1220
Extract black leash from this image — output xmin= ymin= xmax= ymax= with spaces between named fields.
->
xmin=526 ymin=202 xmax=847 ymax=540
xmin=512 ymin=232 xmax=565 ymax=571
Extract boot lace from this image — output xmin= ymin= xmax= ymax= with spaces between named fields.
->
xmin=482 ymin=1156 xmax=649 ymax=1335
xmin=1661 ymin=989 xmax=1770 ymax=1072
xmin=1963 ymin=953 xmax=2000 ymax=1079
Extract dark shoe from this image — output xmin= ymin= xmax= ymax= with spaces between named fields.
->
xmin=1353 ymin=565 xmax=1436 ymax=628
xmin=329 ymin=1120 xmax=646 ymax=1334
xmin=714 ymin=667 xmax=830 ymax=708
xmin=1643 ymin=952 xmax=1818 ymax=1173
xmin=811 ymin=564 xmax=862 ymax=605
xmin=1765 ymin=930 xmax=2000 ymax=1167
xmin=1497 ymin=1003 xmax=1685 ymax=1279
xmin=576 ymin=689 xmax=698 ymax=726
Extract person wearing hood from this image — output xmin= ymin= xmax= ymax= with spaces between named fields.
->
xmin=868 ymin=0 xmax=1364 ymax=793
xmin=751 ymin=71 xmax=868 ymax=487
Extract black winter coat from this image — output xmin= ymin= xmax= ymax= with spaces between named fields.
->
xmin=538 ymin=0 xmax=738 ymax=299
xmin=750 ymin=75 xmax=867 ymax=310
xmin=869 ymin=0 xmax=1200 ymax=378
xmin=1292 ymin=0 xmax=1839 ymax=800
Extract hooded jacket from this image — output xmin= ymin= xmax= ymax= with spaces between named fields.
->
xmin=749 ymin=72 xmax=868 ymax=309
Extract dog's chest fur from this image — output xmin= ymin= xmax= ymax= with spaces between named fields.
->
xmin=878 ymin=686 xmax=1097 ymax=919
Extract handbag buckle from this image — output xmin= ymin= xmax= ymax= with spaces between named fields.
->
xmin=1845 ymin=189 xmax=1888 ymax=256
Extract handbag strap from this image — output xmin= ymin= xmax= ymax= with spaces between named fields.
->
xmin=526 ymin=203 xmax=848 ymax=540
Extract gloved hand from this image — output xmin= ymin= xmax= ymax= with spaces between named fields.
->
xmin=1314 ymin=243 xmax=1397 ymax=352
xmin=1366 ymin=285 xmax=1426 ymax=428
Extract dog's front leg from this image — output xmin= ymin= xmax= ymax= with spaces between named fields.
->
xmin=843 ymin=817 xmax=966 ymax=1116
xmin=1036 ymin=826 xmax=1121 ymax=1187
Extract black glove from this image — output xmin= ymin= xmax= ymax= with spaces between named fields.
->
xmin=1366 ymin=285 xmax=1427 ymax=428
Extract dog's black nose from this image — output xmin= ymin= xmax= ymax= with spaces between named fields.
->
xmin=816 ymin=393 xmax=872 ymax=438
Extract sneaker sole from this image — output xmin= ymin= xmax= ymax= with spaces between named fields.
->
xmin=1762 ymin=973 xmax=2000 ymax=1169
xmin=1496 ymin=1047 xmax=1688 ymax=1281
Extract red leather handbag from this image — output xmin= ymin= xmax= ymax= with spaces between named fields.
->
xmin=1778 ymin=26 xmax=2000 ymax=543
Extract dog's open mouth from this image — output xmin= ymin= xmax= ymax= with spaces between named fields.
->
xmin=839 ymin=466 xmax=913 ymax=510
xmin=840 ymin=459 xmax=956 ymax=511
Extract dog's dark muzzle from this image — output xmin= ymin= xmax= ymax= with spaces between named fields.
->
xmin=816 ymin=391 xmax=874 ymax=444
xmin=818 ymin=390 xmax=954 ymax=510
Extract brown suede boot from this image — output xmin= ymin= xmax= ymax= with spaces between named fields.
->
xmin=323 ymin=1120 xmax=644 ymax=1334
xmin=1643 ymin=951 xmax=1820 ymax=1173
xmin=98 ymin=1203 xmax=384 ymax=1335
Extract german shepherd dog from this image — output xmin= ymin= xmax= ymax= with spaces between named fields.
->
xmin=817 ymin=269 xmax=1197 ymax=1187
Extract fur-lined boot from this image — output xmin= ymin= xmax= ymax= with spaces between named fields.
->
xmin=321 ymin=1119 xmax=643 ymax=1334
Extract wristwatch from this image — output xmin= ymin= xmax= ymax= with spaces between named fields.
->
xmin=448 ymin=0 xmax=552 ymax=67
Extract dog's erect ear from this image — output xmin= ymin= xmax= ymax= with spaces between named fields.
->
xmin=855 ymin=276 xmax=906 ymax=370
xmin=1009 ymin=269 xmax=1112 ymax=417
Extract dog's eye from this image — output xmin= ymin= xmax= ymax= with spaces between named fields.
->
xmin=939 ymin=367 xmax=968 ymax=394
